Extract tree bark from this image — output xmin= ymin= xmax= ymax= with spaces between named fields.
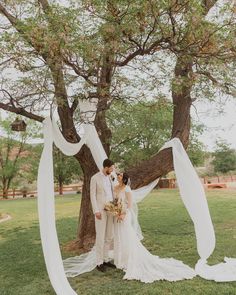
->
xmin=2 ymin=186 xmax=8 ymax=199
xmin=58 ymin=182 xmax=63 ymax=195
xmin=65 ymin=148 xmax=98 ymax=252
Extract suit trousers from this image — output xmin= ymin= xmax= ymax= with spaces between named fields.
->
xmin=95 ymin=210 xmax=114 ymax=265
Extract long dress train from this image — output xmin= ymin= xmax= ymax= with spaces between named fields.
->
xmin=113 ymin=186 xmax=196 ymax=283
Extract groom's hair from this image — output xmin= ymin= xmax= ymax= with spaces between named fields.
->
xmin=103 ymin=159 xmax=114 ymax=168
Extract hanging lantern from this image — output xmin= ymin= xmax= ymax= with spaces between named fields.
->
xmin=11 ymin=117 xmax=27 ymax=132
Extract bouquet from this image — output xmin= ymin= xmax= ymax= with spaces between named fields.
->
xmin=104 ymin=198 xmax=125 ymax=222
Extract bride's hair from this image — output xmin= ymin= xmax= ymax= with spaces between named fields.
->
xmin=122 ymin=172 xmax=131 ymax=186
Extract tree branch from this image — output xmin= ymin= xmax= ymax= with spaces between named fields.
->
xmin=0 ymin=102 xmax=44 ymax=122
xmin=64 ymin=58 xmax=98 ymax=87
xmin=116 ymin=38 xmax=165 ymax=67
xmin=38 ymin=0 xmax=51 ymax=11
xmin=70 ymin=98 xmax=79 ymax=113
xmin=201 ymin=0 xmax=218 ymax=15
xmin=196 ymin=70 xmax=236 ymax=96
xmin=0 ymin=4 xmax=18 ymax=26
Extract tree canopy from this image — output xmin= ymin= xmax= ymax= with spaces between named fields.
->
xmin=212 ymin=140 xmax=236 ymax=174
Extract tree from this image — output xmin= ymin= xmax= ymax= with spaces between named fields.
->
xmin=0 ymin=115 xmax=41 ymax=198
xmin=53 ymin=146 xmax=83 ymax=195
xmin=212 ymin=140 xmax=236 ymax=174
xmin=187 ymin=124 xmax=206 ymax=166
xmin=0 ymin=0 xmax=235 ymax=250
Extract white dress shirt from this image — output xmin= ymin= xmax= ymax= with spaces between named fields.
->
xmin=100 ymin=171 xmax=113 ymax=202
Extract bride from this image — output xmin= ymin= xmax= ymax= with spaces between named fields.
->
xmin=112 ymin=172 xmax=196 ymax=283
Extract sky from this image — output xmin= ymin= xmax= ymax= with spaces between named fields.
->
xmin=191 ymin=98 xmax=236 ymax=151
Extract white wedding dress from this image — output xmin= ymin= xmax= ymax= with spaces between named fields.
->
xmin=113 ymin=186 xmax=196 ymax=283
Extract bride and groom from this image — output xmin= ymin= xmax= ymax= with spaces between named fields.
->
xmin=90 ymin=158 xmax=196 ymax=283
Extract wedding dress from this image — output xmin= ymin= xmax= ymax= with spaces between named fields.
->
xmin=113 ymin=186 xmax=196 ymax=283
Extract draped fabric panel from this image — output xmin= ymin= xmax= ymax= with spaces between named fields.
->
xmin=160 ymin=138 xmax=236 ymax=281
xmin=37 ymin=118 xmax=78 ymax=295
xmin=160 ymin=138 xmax=216 ymax=260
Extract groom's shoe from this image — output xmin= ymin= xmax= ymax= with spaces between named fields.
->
xmin=96 ymin=264 xmax=106 ymax=272
xmin=103 ymin=262 xmax=116 ymax=269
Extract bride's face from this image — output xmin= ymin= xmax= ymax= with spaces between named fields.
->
xmin=116 ymin=172 xmax=123 ymax=183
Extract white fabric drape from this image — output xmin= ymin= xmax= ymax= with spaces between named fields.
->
xmin=160 ymin=138 xmax=216 ymax=260
xmin=130 ymin=178 xmax=160 ymax=240
xmin=83 ymin=124 xmax=107 ymax=170
xmin=160 ymin=138 xmax=236 ymax=281
xmin=37 ymin=118 xmax=79 ymax=295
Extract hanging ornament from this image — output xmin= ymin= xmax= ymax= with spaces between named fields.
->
xmin=11 ymin=117 xmax=27 ymax=132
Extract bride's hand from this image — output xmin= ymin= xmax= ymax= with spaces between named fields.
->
xmin=117 ymin=213 xmax=126 ymax=222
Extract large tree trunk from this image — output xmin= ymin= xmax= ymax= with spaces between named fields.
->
xmin=76 ymin=152 xmax=98 ymax=250
xmin=67 ymin=56 xmax=194 ymax=252
xmin=65 ymin=147 xmax=98 ymax=252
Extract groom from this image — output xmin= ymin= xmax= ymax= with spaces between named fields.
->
xmin=90 ymin=158 xmax=116 ymax=272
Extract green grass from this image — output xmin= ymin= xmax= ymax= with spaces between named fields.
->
xmin=0 ymin=189 xmax=236 ymax=295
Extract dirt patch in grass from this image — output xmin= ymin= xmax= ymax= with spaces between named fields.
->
xmin=0 ymin=213 xmax=12 ymax=223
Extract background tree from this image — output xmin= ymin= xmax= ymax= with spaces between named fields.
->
xmin=53 ymin=146 xmax=83 ymax=195
xmin=187 ymin=124 xmax=206 ymax=167
xmin=212 ymin=140 xmax=236 ymax=174
xmin=0 ymin=0 xmax=235 ymax=250
xmin=0 ymin=115 xmax=41 ymax=198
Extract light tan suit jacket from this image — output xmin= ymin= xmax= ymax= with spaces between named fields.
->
xmin=90 ymin=171 xmax=114 ymax=214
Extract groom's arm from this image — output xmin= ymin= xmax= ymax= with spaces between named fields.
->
xmin=90 ymin=175 xmax=101 ymax=218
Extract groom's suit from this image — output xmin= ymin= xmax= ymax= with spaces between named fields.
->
xmin=90 ymin=171 xmax=114 ymax=266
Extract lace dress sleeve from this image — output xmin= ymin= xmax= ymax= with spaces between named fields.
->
xmin=125 ymin=186 xmax=132 ymax=210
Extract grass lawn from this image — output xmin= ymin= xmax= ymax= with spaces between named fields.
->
xmin=0 ymin=189 xmax=236 ymax=295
